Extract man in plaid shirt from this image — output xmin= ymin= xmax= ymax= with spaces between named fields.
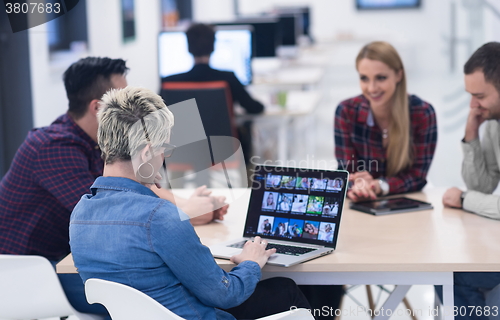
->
xmin=0 ymin=58 xmax=126 ymax=262
xmin=0 ymin=57 xmax=226 ymax=316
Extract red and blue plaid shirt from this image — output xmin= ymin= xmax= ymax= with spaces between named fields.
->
xmin=334 ymin=94 xmax=437 ymax=194
xmin=0 ymin=114 xmax=103 ymax=261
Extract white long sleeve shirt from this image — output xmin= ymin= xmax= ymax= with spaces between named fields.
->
xmin=462 ymin=120 xmax=500 ymax=219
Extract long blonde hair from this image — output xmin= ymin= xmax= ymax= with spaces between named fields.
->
xmin=356 ymin=41 xmax=412 ymax=177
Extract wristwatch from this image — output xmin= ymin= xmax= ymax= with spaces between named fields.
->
xmin=460 ymin=191 xmax=466 ymax=208
xmin=378 ymin=178 xmax=390 ymax=196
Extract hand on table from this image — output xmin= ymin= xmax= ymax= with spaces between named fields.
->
xmin=442 ymin=187 xmax=463 ymax=209
xmin=230 ymin=236 xmax=276 ymax=268
xmin=347 ymin=171 xmax=380 ymax=202
xmin=151 ymin=185 xmax=229 ymax=225
xmin=211 ymin=195 xmax=229 ymax=221
xmin=187 ymin=186 xmax=229 ymax=225
xmin=178 ymin=186 xmax=213 ymax=222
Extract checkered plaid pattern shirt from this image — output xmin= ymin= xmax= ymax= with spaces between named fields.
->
xmin=334 ymin=94 xmax=437 ymax=195
xmin=0 ymin=114 xmax=103 ymax=261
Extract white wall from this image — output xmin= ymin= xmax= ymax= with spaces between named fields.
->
xmin=195 ymin=0 xmax=454 ymax=75
xmin=29 ymin=0 xmax=162 ymax=127
xmin=484 ymin=0 xmax=500 ymax=42
xmin=213 ymin=0 xmax=499 ymax=75
xmin=28 ymin=0 xmax=499 ymax=128
xmin=193 ymin=0 xmax=235 ymax=22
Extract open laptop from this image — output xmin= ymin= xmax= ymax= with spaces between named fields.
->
xmin=209 ymin=165 xmax=348 ymax=267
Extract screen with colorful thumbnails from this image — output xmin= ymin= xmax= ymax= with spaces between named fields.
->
xmin=244 ymin=166 xmax=348 ymax=248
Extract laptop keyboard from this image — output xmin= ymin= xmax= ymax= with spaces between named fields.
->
xmin=228 ymin=241 xmax=317 ymax=256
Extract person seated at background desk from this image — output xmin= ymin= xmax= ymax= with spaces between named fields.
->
xmin=161 ymin=23 xmax=264 ymax=164
xmin=69 ymin=86 xmax=311 ymax=320
xmin=335 ymin=41 xmax=437 ymax=202
xmin=442 ymin=42 xmax=500 ymax=320
xmin=0 ymin=57 xmax=226 ymax=317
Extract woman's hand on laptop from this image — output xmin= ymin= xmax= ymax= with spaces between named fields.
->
xmin=230 ymin=236 xmax=276 ymax=268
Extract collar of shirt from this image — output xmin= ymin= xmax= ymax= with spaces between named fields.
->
xmin=355 ymin=95 xmax=372 ymax=125
xmin=366 ymin=109 xmax=375 ymax=127
xmin=61 ymin=113 xmax=100 ymax=151
xmin=191 ymin=63 xmax=211 ymax=71
xmin=90 ymin=176 xmax=159 ymax=198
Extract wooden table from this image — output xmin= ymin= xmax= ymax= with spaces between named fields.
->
xmin=57 ymin=187 xmax=500 ymax=320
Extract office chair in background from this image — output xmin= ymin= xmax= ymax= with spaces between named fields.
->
xmin=160 ymin=81 xmax=245 ymax=189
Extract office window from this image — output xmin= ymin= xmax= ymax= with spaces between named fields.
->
xmin=161 ymin=0 xmax=192 ymax=28
xmin=121 ymin=0 xmax=136 ymax=42
xmin=46 ymin=0 xmax=88 ymax=53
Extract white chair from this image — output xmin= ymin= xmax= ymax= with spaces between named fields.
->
xmin=0 ymin=254 xmax=105 ymax=320
xmin=85 ymin=278 xmax=314 ymax=320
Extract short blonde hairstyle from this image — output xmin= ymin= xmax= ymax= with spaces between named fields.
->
xmin=97 ymin=87 xmax=174 ymax=164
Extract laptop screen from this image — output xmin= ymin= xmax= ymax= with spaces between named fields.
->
xmin=243 ymin=166 xmax=348 ymax=248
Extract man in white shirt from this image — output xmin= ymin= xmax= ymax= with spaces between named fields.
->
xmin=442 ymin=42 xmax=500 ymax=320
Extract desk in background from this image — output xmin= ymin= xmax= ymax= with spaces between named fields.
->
xmin=251 ymin=43 xmax=334 ymax=88
xmin=57 ymin=188 xmax=500 ymax=320
xmin=238 ymin=89 xmax=322 ymax=161
xmin=253 ymin=66 xmax=325 ymax=89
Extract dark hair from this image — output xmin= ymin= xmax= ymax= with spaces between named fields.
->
xmin=464 ymin=42 xmax=500 ymax=94
xmin=63 ymin=57 xmax=129 ymax=119
xmin=186 ymin=23 xmax=215 ymax=57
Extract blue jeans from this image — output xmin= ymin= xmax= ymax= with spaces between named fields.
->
xmin=50 ymin=260 xmax=111 ymax=319
xmin=437 ymin=272 xmax=500 ymax=320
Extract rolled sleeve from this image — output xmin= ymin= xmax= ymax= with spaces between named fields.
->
xmin=461 ymin=133 xmax=500 ymax=194
xmin=461 ymin=138 xmax=482 ymax=163
xmin=463 ymin=190 xmax=500 ymax=220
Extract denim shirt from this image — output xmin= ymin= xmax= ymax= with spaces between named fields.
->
xmin=70 ymin=177 xmax=261 ymax=320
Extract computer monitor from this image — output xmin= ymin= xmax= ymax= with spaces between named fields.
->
xmin=278 ymin=15 xmax=298 ymax=46
xmin=301 ymin=7 xmax=311 ymax=37
xmin=215 ymin=17 xmax=281 ymax=57
xmin=158 ymin=26 xmax=253 ymax=85
xmin=274 ymin=7 xmax=308 ymax=46
xmin=356 ymin=0 xmax=421 ymax=9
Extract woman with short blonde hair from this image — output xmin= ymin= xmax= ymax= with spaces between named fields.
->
xmin=70 ymin=86 xmax=310 ymax=320
xmin=335 ymin=41 xmax=437 ymax=201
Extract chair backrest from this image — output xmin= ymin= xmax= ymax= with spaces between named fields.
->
xmin=160 ymin=81 xmax=237 ymax=139
xmin=85 ymin=278 xmax=314 ymax=320
xmin=160 ymin=81 xmax=242 ymax=176
xmin=0 ymin=254 xmax=79 ymax=319
xmin=85 ymin=278 xmax=184 ymax=320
